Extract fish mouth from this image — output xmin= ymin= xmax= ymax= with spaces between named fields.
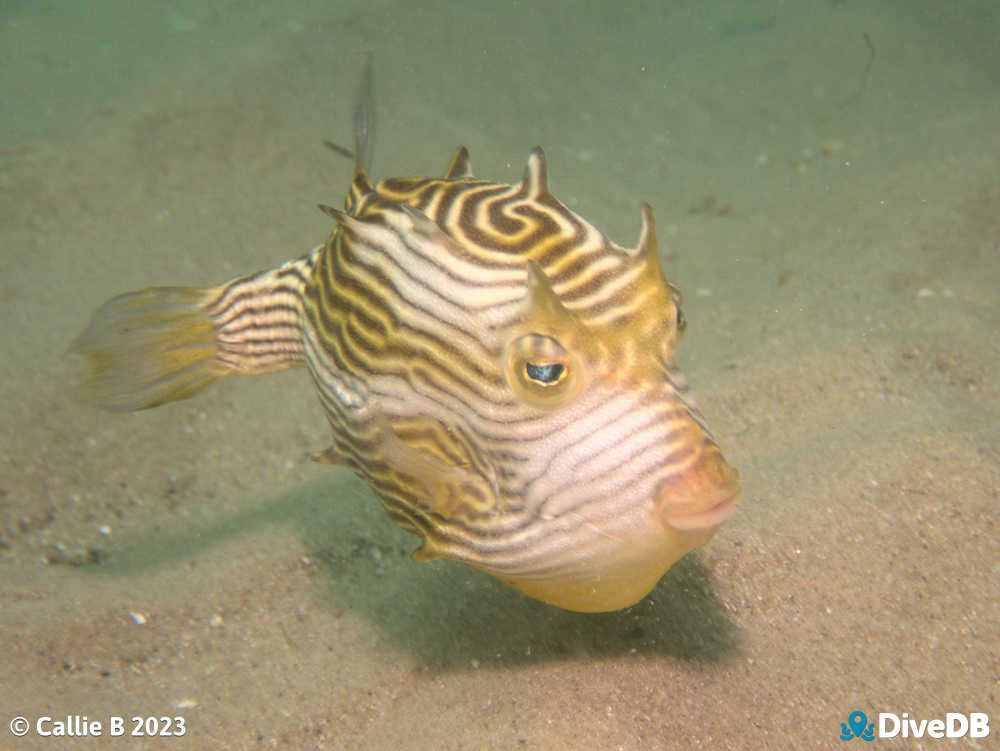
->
xmin=660 ymin=487 xmax=740 ymax=532
xmin=655 ymin=444 xmax=741 ymax=533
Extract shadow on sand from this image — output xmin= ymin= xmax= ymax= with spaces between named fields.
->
xmin=91 ymin=476 xmax=741 ymax=669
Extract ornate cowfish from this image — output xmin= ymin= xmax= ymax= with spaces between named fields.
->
xmin=72 ymin=65 xmax=740 ymax=612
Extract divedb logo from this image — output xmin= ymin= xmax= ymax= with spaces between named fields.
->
xmin=840 ymin=710 xmax=991 ymax=741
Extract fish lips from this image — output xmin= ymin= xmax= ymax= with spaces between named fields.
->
xmin=660 ymin=486 xmax=741 ymax=532
xmin=655 ymin=448 xmax=741 ymax=535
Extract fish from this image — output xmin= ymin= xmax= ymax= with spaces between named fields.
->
xmin=71 ymin=64 xmax=740 ymax=612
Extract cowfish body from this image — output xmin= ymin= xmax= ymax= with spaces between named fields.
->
xmin=72 ymin=103 xmax=739 ymax=615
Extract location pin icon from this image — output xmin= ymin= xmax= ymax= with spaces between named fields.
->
xmin=848 ymin=711 xmax=868 ymax=738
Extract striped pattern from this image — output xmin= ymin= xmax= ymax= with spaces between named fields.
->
xmin=289 ymin=147 xmax=738 ymax=610
xmin=210 ymin=255 xmax=315 ymax=374
xmin=73 ymin=142 xmax=739 ymax=612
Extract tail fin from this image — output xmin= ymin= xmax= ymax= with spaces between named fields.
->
xmin=71 ymin=256 xmax=314 ymax=412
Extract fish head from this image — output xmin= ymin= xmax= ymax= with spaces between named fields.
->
xmin=485 ymin=201 xmax=740 ymax=611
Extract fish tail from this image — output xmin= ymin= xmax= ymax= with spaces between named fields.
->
xmin=71 ymin=254 xmax=314 ymax=412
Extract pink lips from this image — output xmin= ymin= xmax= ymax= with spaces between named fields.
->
xmin=655 ymin=444 xmax=741 ymax=533
xmin=661 ymin=489 xmax=740 ymax=531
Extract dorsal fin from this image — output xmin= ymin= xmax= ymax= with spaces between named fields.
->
xmin=333 ymin=54 xmax=376 ymax=213
xmin=444 ymin=147 xmax=473 ymax=179
xmin=520 ymin=147 xmax=551 ymax=200
xmin=352 ymin=52 xmax=375 ymax=177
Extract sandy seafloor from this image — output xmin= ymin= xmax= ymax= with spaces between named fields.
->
xmin=1 ymin=1 xmax=998 ymax=749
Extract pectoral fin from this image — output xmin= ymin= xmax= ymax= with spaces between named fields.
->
xmin=373 ymin=415 xmax=498 ymax=560
xmin=379 ymin=420 xmax=492 ymax=518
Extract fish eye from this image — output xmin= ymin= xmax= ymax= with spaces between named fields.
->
xmin=525 ymin=361 xmax=565 ymax=385
xmin=504 ymin=333 xmax=580 ymax=408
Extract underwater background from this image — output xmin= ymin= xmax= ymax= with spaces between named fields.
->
xmin=1 ymin=1 xmax=997 ymax=748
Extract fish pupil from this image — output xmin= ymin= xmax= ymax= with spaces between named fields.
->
xmin=525 ymin=362 xmax=564 ymax=385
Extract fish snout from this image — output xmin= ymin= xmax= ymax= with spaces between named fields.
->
xmin=656 ymin=441 xmax=741 ymax=539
